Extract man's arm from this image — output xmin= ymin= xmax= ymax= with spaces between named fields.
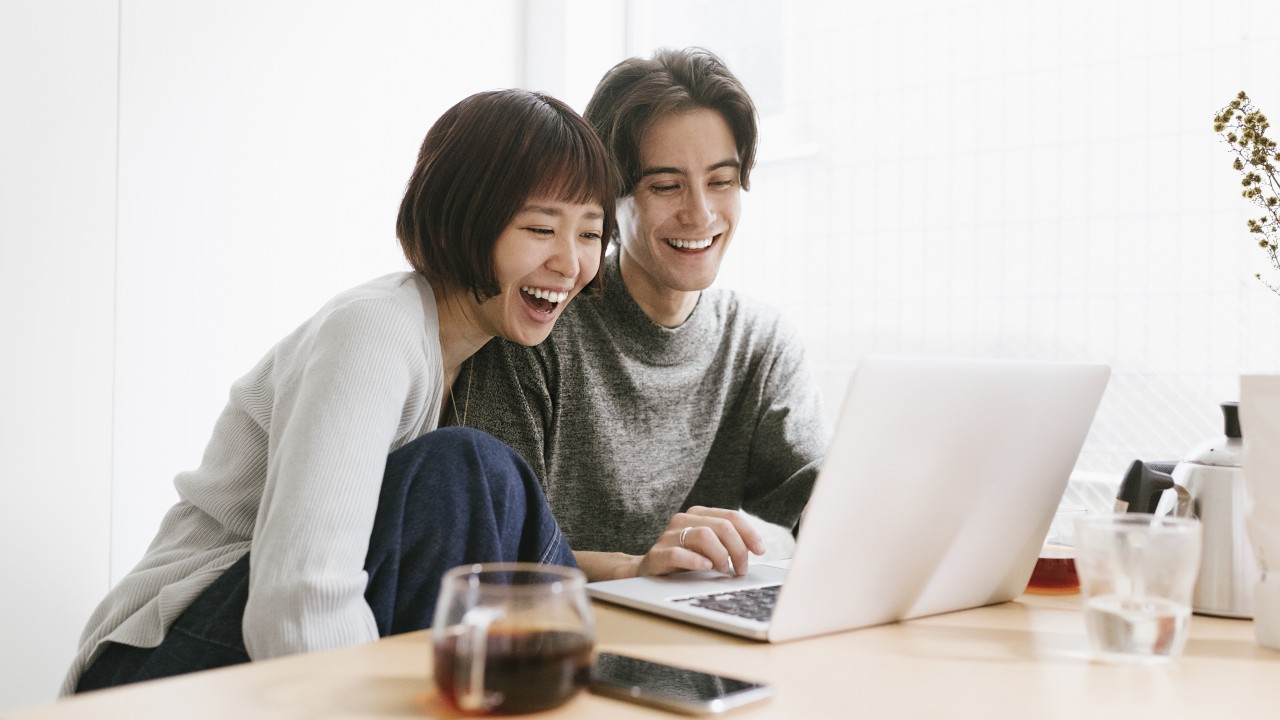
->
xmin=739 ymin=317 xmax=829 ymax=530
xmin=574 ymin=506 xmax=767 ymax=581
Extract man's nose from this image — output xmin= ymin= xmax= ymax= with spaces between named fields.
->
xmin=677 ymin=186 xmax=714 ymax=227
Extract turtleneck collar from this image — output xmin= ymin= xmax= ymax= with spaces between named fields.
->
xmin=593 ymin=249 xmax=717 ymax=366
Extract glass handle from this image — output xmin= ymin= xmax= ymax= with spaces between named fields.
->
xmin=456 ymin=607 xmax=501 ymax=713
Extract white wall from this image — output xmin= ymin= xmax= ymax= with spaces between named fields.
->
xmin=0 ymin=0 xmax=118 ymax=709
xmin=111 ymin=0 xmax=523 ymax=585
xmin=0 ymin=0 xmax=528 ymax=712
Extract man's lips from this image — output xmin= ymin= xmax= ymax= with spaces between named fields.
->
xmin=664 ymin=234 xmax=720 ymax=251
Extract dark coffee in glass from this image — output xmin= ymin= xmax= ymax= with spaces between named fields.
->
xmin=432 ymin=563 xmax=595 ymax=715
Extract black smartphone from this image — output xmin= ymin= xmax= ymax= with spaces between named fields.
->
xmin=588 ymin=652 xmax=774 ymax=715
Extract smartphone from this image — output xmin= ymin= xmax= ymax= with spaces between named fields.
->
xmin=588 ymin=651 xmax=774 ymax=715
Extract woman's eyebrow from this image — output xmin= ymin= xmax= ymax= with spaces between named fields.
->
xmin=521 ymin=205 xmax=605 ymax=220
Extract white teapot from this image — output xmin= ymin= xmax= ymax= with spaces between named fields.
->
xmin=1171 ymin=402 xmax=1255 ymax=619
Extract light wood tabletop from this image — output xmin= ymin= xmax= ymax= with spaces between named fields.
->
xmin=10 ymin=593 xmax=1280 ymax=719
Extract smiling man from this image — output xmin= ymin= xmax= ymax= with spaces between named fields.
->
xmin=454 ymin=48 xmax=828 ymax=582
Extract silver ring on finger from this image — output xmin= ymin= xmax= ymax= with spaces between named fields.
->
xmin=678 ymin=526 xmax=694 ymax=548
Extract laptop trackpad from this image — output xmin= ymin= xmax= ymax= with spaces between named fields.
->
xmin=588 ymin=563 xmax=789 ymax=602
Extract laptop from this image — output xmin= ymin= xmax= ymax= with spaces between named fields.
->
xmin=587 ymin=355 xmax=1110 ymax=642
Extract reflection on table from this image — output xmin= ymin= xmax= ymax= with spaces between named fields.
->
xmin=10 ymin=594 xmax=1280 ymax=719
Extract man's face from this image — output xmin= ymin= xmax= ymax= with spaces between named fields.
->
xmin=618 ymin=108 xmax=741 ymax=312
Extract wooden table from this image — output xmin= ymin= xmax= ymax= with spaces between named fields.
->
xmin=11 ymin=594 xmax=1280 ymax=719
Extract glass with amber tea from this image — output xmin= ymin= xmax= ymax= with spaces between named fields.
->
xmin=432 ymin=563 xmax=594 ymax=715
xmin=1026 ymin=504 xmax=1088 ymax=595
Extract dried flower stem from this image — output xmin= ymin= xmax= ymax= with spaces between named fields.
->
xmin=1214 ymin=91 xmax=1280 ymax=296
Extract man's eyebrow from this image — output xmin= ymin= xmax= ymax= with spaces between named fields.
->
xmin=639 ymin=158 xmax=741 ymax=178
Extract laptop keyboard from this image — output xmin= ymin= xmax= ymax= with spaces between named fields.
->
xmin=671 ymin=584 xmax=781 ymax=623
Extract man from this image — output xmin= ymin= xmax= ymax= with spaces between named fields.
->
xmin=454 ymin=47 xmax=828 ymax=581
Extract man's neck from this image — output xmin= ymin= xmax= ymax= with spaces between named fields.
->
xmin=618 ymin=250 xmax=700 ymax=328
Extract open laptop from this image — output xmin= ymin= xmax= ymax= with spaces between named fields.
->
xmin=587 ymin=355 xmax=1110 ymax=642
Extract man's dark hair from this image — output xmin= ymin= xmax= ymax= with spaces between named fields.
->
xmin=584 ymin=47 xmax=759 ymax=201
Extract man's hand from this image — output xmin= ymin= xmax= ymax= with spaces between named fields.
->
xmin=636 ymin=506 xmax=766 ymax=577
xmin=571 ymin=507 xmax=767 ymax=582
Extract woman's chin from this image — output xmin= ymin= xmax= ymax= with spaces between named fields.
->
xmin=502 ymin=323 xmax=555 ymax=347
xmin=503 ymin=298 xmax=563 ymax=344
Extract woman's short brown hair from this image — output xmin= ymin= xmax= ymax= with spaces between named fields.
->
xmin=396 ymin=89 xmax=615 ymax=300
xmin=584 ymin=47 xmax=759 ymax=202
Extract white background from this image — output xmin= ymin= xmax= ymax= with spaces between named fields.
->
xmin=4 ymin=0 xmax=1280 ymax=712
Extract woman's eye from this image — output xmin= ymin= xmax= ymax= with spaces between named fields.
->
xmin=526 ymin=227 xmax=555 ymax=236
xmin=651 ymin=183 xmax=679 ymax=193
xmin=581 ymin=231 xmax=603 ymax=242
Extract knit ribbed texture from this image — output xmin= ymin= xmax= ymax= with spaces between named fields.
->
xmin=459 ymin=251 xmax=830 ymax=556
xmin=62 ymin=272 xmax=444 ymax=695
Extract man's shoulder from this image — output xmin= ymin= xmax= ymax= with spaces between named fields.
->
xmin=703 ymin=287 xmax=792 ymax=339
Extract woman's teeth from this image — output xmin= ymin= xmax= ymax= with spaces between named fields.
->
xmin=522 ymin=286 xmax=569 ymax=303
xmin=666 ymin=237 xmax=714 ymax=250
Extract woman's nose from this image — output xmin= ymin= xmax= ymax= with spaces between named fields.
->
xmin=547 ymin=235 xmax=581 ymax=279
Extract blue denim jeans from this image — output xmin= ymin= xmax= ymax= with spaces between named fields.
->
xmin=76 ymin=426 xmax=575 ymax=692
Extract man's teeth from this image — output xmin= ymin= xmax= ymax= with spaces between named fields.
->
xmin=666 ymin=237 xmax=714 ymax=250
xmin=522 ymin=286 xmax=569 ymax=303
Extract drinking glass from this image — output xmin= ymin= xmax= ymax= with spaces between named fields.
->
xmin=432 ymin=562 xmax=594 ymax=715
xmin=1074 ymin=513 xmax=1202 ymax=664
xmin=1026 ymin=503 xmax=1088 ymax=595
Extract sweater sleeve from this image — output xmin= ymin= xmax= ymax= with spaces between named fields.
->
xmin=243 ymin=298 xmax=429 ymax=660
xmin=738 ymin=316 xmax=829 ymax=530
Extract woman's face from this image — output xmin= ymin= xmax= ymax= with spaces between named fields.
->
xmin=477 ymin=197 xmax=605 ymax=346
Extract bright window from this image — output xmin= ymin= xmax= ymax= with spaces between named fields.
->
xmin=578 ymin=0 xmax=1280 ymax=474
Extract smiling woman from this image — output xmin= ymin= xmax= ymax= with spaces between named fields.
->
xmin=394 ymin=89 xmax=613 ymax=368
xmin=471 ymin=199 xmax=605 ymax=349
xmin=62 ymin=88 xmax=615 ymax=697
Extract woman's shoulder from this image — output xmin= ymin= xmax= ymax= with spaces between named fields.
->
xmin=284 ymin=272 xmax=438 ymax=366
xmin=313 ymin=272 xmax=431 ymax=328
xmin=321 ymin=272 xmax=426 ymax=313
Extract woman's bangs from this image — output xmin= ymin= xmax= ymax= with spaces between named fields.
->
xmin=528 ymin=129 xmax=613 ymax=210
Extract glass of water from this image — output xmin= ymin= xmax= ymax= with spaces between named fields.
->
xmin=1074 ymin=513 xmax=1202 ymax=664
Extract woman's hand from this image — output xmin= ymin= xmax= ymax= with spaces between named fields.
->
xmin=636 ymin=506 xmax=766 ymax=577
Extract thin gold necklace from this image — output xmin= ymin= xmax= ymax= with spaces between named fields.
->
xmin=449 ymin=359 xmax=473 ymax=425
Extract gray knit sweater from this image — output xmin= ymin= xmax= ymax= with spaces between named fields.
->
xmin=456 ymin=252 xmax=829 ymax=556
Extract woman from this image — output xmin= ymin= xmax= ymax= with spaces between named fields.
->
xmin=64 ymin=89 xmax=614 ymax=694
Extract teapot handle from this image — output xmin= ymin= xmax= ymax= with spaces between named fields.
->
xmin=1153 ymin=484 xmax=1194 ymax=518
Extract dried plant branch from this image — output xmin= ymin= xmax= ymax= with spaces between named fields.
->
xmin=1214 ymin=91 xmax=1280 ymax=296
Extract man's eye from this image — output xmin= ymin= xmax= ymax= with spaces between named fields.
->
xmin=652 ymin=184 xmax=679 ymax=193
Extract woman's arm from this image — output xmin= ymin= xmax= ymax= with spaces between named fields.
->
xmin=243 ymin=298 xmax=429 ymax=660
